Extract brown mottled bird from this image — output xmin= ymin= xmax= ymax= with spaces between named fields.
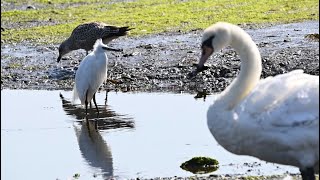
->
xmin=57 ymin=22 xmax=132 ymax=62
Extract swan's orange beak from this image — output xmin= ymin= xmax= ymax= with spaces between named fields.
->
xmin=198 ymin=46 xmax=214 ymax=68
xmin=187 ymin=46 xmax=213 ymax=79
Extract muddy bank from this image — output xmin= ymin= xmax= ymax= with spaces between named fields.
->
xmin=1 ymin=21 xmax=319 ymax=95
xmin=141 ymin=174 xmax=303 ymax=180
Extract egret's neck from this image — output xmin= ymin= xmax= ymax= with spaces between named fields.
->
xmin=219 ymin=29 xmax=262 ymax=110
xmin=94 ymin=49 xmax=108 ymax=58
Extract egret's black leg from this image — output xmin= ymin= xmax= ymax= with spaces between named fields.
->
xmin=94 ymin=119 xmax=98 ymax=130
xmin=93 ymin=93 xmax=99 ymax=118
xmin=300 ymin=167 xmax=315 ymax=180
xmin=105 ymin=88 xmax=108 ymax=105
xmin=104 ymin=79 xmax=108 ymax=105
xmin=85 ymin=90 xmax=89 ymax=122
xmin=93 ymin=93 xmax=99 ymax=130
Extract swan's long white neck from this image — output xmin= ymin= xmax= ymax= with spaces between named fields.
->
xmin=218 ymin=27 xmax=262 ymax=110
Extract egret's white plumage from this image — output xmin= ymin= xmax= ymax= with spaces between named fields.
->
xmin=193 ymin=22 xmax=319 ymax=180
xmin=73 ymin=38 xmax=121 ymax=117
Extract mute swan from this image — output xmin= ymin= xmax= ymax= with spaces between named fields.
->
xmin=57 ymin=22 xmax=132 ymax=62
xmin=189 ymin=22 xmax=319 ymax=180
xmin=73 ymin=39 xmax=122 ymax=118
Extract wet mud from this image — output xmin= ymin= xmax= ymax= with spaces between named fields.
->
xmin=1 ymin=21 xmax=318 ymax=95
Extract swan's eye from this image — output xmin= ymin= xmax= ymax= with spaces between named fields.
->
xmin=201 ymin=35 xmax=215 ymax=48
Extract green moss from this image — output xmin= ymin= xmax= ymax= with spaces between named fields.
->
xmin=8 ymin=63 xmax=22 ymax=69
xmin=305 ymin=33 xmax=319 ymax=41
xmin=23 ymin=65 xmax=39 ymax=71
xmin=1 ymin=0 xmax=319 ymax=44
xmin=73 ymin=173 xmax=80 ymax=179
xmin=241 ymin=176 xmax=262 ymax=180
xmin=180 ymin=156 xmax=219 ymax=174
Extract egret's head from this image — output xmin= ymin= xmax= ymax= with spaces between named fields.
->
xmin=93 ymin=38 xmax=123 ymax=53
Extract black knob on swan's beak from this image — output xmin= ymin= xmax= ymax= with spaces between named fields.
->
xmin=187 ymin=64 xmax=209 ymax=79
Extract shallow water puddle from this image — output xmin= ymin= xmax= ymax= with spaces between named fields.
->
xmin=1 ymin=90 xmax=299 ymax=179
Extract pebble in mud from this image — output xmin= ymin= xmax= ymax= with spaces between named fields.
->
xmin=26 ymin=5 xmax=36 ymax=10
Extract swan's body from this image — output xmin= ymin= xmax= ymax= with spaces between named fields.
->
xmin=73 ymin=38 xmax=121 ymax=117
xmin=191 ymin=22 xmax=319 ymax=180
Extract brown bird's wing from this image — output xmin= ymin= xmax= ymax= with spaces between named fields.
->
xmin=71 ymin=22 xmax=104 ymax=50
xmin=101 ymin=26 xmax=133 ymax=44
xmin=69 ymin=22 xmax=132 ymax=50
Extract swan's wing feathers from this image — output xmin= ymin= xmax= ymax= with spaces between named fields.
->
xmin=240 ymin=70 xmax=304 ymax=114
xmin=239 ymin=70 xmax=319 ymax=128
xmin=273 ymin=81 xmax=318 ymax=127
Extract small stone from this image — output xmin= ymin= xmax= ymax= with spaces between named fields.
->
xmin=283 ymin=38 xmax=291 ymax=42
xmin=26 ymin=5 xmax=36 ymax=10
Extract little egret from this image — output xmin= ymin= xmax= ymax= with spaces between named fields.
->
xmin=72 ymin=38 xmax=122 ymax=118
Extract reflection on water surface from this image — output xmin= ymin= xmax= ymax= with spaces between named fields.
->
xmin=1 ymin=90 xmax=299 ymax=179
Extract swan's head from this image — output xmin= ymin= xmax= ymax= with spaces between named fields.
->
xmin=199 ymin=22 xmax=232 ymax=67
xmin=187 ymin=22 xmax=232 ymax=78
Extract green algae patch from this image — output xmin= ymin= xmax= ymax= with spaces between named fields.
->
xmin=73 ymin=173 xmax=80 ymax=179
xmin=305 ymin=33 xmax=319 ymax=41
xmin=180 ymin=156 xmax=219 ymax=174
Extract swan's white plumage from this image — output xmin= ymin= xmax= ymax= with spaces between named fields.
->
xmin=200 ymin=22 xmax=319 ymax=174
xmin=239 ymin=70 xmax=318 ymax=127
xmin=72 ymin=39 xmax=108 ymax=105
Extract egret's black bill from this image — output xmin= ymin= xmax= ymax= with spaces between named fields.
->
xmin=102 ymin=46 xmax=123 ymax=52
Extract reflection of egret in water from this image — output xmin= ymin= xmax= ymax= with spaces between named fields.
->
xmin=59 ymin=93 xmax=134 ymax=178
xmin=74 ymin=121 xmax=114 ymax=178
xmin=59 ymin=93 xmax=134 ymax=130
